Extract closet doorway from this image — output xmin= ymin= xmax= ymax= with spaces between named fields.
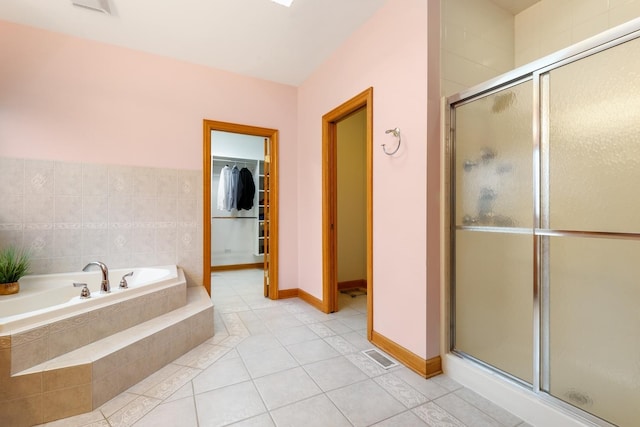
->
xmin=203 ymin=120 xmax=278 ymax=299
xmin=322 ymin=88 xmax=373 ymax=339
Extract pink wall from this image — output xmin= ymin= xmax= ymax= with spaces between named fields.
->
xmin=1 ymin=0 xmax=443 ymax=360
xmin=297 ymin=0 xmax=438 ymax=359
xmin=0 ymin=20 xmax=300 ymax=290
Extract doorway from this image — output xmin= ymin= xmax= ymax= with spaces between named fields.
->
xmin=322 ymin=88 xmax=373 ymax=340
xmin=203 ymin=120 xmax=279 ymax=299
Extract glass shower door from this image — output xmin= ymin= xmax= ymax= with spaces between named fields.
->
xmin=543 ymin=36 xmax=640 ymax=426
xmin=452 ymin=80 xmax=534 ymax=384
xmin=450 ymin=22 xmax=640 ymax=427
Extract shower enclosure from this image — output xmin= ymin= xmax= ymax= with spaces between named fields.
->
xmin=447 ymin=20 xmax=640 ymax=427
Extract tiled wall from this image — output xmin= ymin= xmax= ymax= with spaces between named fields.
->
xmin=0 ymin=157 xmax=203 ymax=286
xmin=441 ymin=0 xmax=515 ymax=97
xmin=441 ymin=0 xmax=640 ymax=99
xmin=515 ymin=0 xmax=640 ymax=66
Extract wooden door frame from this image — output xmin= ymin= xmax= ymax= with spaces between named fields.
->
xmin=322 ymin=87 xmax=373 ymax=340
xmin=202 ymin=120 xmax=279 ymax=299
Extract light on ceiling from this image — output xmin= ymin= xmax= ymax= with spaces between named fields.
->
xmin=271 ymin=0 xmax=294 ymax=7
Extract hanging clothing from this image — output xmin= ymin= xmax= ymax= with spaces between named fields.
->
xmin=236 ymin=167 xmax=256 ymax=210
xmin=229 ymin=165 xmax=240 ymax=210
xmin=216 ymin=165 xmax=231 ymax=211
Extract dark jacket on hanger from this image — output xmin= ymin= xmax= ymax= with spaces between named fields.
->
xmin=236 ymin=167 xmax=256 ymax=210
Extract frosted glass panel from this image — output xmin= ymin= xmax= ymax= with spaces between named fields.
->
xmin=549 ymin=237 xmax=640 ymax=426
xmin=548 ymin=37 xmax=640 ymax=233
xmin=454 ymin=81 xmax=533 ymax=227
xmin=455 ymin=230 xmax=533 ymax=383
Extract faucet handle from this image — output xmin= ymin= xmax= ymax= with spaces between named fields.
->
xmin=73 ymin=282 xmax=91 ymax=299
xmin=119 ymin=272 xmax=134 ymax=289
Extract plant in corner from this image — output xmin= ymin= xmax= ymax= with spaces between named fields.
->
xmin=0 ymin=246 xmax=30 ymax=295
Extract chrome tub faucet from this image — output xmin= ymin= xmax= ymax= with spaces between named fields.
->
xmin=119 ymin=271 xmax=133 ymax=289
xmin=83 ymin=261 xmax=110 ymax=293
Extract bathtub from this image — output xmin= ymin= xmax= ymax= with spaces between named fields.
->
xmin=0 ymin=265 xmax=178 ymax=334
xmin=0 ymin=264 xmax=214 ymax=425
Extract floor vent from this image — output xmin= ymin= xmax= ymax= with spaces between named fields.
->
xmin=339 ymin=287 xmax=367 ymax=298
xmin=362 ymin=349 xmax=398 ymax=369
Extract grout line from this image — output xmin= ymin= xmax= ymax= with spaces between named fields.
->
xmin=78 ymin=270 xmax=469 ymax=427
xmin=189 ymin=380 xmax=201 ymax=427
xmin=451 ymin=387 xmax=522 ymax=427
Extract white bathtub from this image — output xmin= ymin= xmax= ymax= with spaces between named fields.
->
xmin=0 ymin=265 xmax=179 ymax=333
xmin=0 ymin=264 xmax=213 ymax=425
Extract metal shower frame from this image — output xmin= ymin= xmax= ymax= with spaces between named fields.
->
xmin=445 ymin=17 xmax=640 ymax=427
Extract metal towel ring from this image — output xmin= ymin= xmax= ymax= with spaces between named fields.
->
xmin=382 ymin=127 xmax=401 ymax=155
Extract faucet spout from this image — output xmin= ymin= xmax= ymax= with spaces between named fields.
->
xmin=83 ymin=261 xmax=110 ymax=293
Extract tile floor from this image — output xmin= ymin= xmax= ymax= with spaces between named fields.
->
xmin=39 ymin=269 xmax=531 ymax=427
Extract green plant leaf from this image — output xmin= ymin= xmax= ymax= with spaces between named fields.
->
xmin=0 ymin=246 xmax=31 ymax=283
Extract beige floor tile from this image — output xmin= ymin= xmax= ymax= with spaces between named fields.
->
xmin=141 ymin=365 xmax=200 ymax=400
xmin=241 ymin=346 xmax=298 ymax=378
xmin=235 ymin=333 xmax=282 ymax=357
xmin=394 ymin=367 xmax=450 ymax=400
xmin=303 ymin=356 xmax=368 ymax=392
xmin=434 ymin=393 xmax=503 ymax=427
xmin=324 ymin=334 xmax=359 ymax=355
xmin=227 ymin=413 xmax=275 ymax=426
xmin=163 ymin=381 xmax=193 ymax=403
xmin=273 ymin=324 xmax=320 ymax=346
xmin=253 ymin=366 xmax=322 ymax=410
xmin=45 ymin=270 xmax=525 ymax=427
xmin=286 ymin=338 xmax=340 ymax=365
xmin=173 ymin=342 xmax=231 ymax=369
xmin=195 ymin=381 xmax=266 ymax=426
xmin=372 ymin=410 xmax=429 ymax=426
xmin=270 ymin=394 xmax=352 ymax=427
xmin=374 ymin=373 xmax=430 ymax=409
xmin=192 ymin=356 xmax=250 ymax=394
xmin=454 ymin=388 xmax=521 ymax=426
xmin=98 ymin=392 xmax=138 ymax=418
xmin=133 ymin=396 xmax=197 ymax=427
xmin=210 ymin=331 xmax=230 ymax=344
xmin=413 ymin=402 xmax=466 ymax=427
xmin=431 ymin=374 xmax=463 ymax=392
xmin=307 ymin=321 xmax=338 ymax=337
xmin=107 ymin=395 xmax=161 ymax=427
xmin=327 ymin=379 xmax=406 ymax=426
xmin=125 ymin=363 xmax=182 ymax=395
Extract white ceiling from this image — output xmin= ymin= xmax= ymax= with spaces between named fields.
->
xmin=0 ymin=0 xmax=387 ymax=86
xmin=0 ymin=0 xmax=539 ymax=86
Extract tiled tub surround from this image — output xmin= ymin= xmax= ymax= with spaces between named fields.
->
xmin=4 ymin=266 xmax=186 ymax=373
xmin=0 ymin=267 xmax=214 ymax=426
xmin=0 ymin=156 xmax=203 ymax=286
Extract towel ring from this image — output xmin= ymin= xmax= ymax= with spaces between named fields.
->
xmin=382 ymin=128 xmax=401 ymax=156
